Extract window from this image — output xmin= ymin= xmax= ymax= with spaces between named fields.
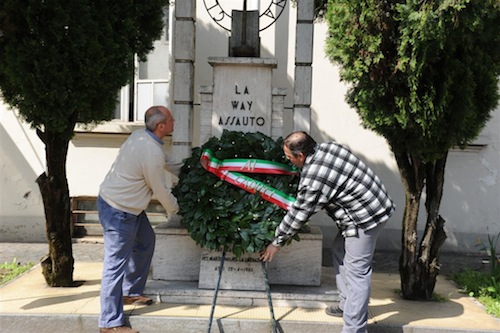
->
xmin=113 ymin=6 xmax=171 ymax=123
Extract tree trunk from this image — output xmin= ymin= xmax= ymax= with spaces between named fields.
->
xmin=396 ymin=151 xmax=448 ymax=300
xmin=394 ymin=151 xmax=425 ymax=299
xmin=36 ymin=127 xmax=75 ymax=287
xmin=414 ymin=155 xmax=447 ymax=298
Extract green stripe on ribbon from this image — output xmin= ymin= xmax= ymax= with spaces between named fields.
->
xmin=200 ymin=149 xmax=297 ymax=210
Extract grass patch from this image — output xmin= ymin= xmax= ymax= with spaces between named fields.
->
xmin=0 ymin=259 xmax=35 ymax=285
xmin=431 ymin=292 xmax=449 ymax=302
xmin=453 ymin=231 xmax=500 ymax=318
xmin=453 ymin=268 xmax=500 ymax=318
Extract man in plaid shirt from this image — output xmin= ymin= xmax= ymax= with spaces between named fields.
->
xmin=260 ymin=131 xmax=395 ymax=333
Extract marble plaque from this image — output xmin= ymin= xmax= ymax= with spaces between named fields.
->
xmin=198 ymin=226 xmax=323 ymax=290
xmin=198 ymin=251 xmax=266 ymax=291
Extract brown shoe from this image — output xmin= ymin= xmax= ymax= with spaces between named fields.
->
xmin=123 ymin=295 xmax=153 ymax=305
xmin=99 ymin=326 xmax=138 ymax=333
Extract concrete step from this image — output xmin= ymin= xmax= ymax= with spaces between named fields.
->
xmin=145 ymin=278 xmax=341 ymax=308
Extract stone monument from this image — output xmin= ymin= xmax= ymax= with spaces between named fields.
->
xmin=152 ymin=0 xmax=323 ymax=292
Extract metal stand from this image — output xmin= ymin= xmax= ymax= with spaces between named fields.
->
xmin=207 ymin=251 xmax=226 ymax=333
xmin=261 ymin=261 xmax=279 ymax=333
xmin=207 ymin=253 xmax=279 ymax=333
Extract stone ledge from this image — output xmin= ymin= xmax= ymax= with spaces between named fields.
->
xmin=152 ymin=225 xmax=323 ymax=290
xmin=145 ymin=266 xmax=340 ymax=308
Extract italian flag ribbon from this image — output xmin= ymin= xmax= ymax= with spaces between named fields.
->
xmin=200 ymin=149 xmax=298 ymax=210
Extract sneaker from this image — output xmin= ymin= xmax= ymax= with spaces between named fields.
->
xmin=325 ymin=305 xmax=343 ymax=317
xmin=123 ymin=295 xmax=153 ymax=306
xmin=99 ymin=326 xmax=138 ymax=333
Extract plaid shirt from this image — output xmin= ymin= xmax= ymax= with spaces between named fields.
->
xmin=272 ymin=142 xmax=395 ymax=246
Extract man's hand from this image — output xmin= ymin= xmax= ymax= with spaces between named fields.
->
xmin=259 ymin=244 xmax=280 ymax=262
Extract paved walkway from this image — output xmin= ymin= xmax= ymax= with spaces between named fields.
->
xmin=1 ymin=238 xmax=488 ymax=276
xmin=0 ymin=238 xmax=105 ymax=265
xmin=0 ymin=240 xmax=499 ymax=333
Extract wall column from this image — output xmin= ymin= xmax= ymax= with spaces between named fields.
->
xmin=293 ymin=0 xmax=314 ymax=132
xmin=171 ymin=1 xmax=196 ymax=160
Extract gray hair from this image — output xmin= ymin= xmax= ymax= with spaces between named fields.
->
xmin=145 ymin=106 xmax=168 ymax=131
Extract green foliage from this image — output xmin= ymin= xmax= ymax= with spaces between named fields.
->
xmin=454 ymin=232 xmax=500 ymax=318
xmin=0 ymin=1 xmax=168 ymax=285
xmin=325 ymin=0 xmax=500 ymax=161
xmin=431 ymin=292 xmax=449 ymax=303
xmin=454 ymin=268 xmax=491 ymax=297
xmin=0 ymin=259 xmax=34 ymax=285
xmin=454 ymin=268 xmax=500 ymax=318
xmin=325 ymin=0 xmax=500 ymax=300
xmin=478 ymin=294 xmax=500 ymax=318
xmin=172 ymin=130 xmax=300 ymax=257
xmin=0 ymin=0 xmax=168 ymax=135
xmin=476 ymin=231 xmax=500 ymax=277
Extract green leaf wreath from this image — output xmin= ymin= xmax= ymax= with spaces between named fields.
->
xmin=172 ymin=130 xmax=300 ymax=257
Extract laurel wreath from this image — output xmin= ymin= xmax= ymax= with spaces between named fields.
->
xmin=172 ymin=130 xmax=300 ymax=257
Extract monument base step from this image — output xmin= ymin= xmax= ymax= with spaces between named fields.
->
xmin=145 ymin=267 xmax=340 ymax=309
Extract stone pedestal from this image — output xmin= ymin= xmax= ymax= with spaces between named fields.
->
xmin=151 ymin=224 xmax=201 ymax=281
xmin=267 ymin=226 xmax=323 ymax=286
xmin=198 ymin=226 xmax=323 ymax=290
xmin=152 ymin=224 xmax=323 ymax=291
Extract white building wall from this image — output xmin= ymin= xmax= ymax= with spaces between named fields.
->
xmin=0 ymin=1 xmax=498 ymax=252
xmin=441 ymin=111 xmax=500 ymax=252
xmin=0 ymin=103 xmax=45 ymax=241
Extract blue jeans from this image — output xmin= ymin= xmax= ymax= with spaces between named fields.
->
xmin=98 ymin=196 xmax=155 ymax=328
xmin=332 ymin=222 xmax=386 ymax=333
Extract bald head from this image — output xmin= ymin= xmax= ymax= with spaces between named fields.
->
xmin=144 ymin=106 xmax=175 ymax=139
xmin=145 ymin=106 xmax=172 ymax=131
xmin=283 ymin=131 xmax=317 ymax=157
